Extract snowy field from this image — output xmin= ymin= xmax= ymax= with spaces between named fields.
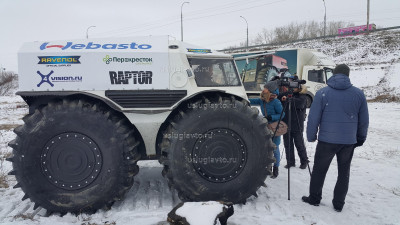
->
xmin=0 ymin=96 xmax=399 ymax=225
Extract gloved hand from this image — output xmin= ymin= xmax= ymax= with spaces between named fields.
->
xmin=266 ymin=115 xmax=272 ymax=121
xmin=354 ymin=139 xmax=365 ymax=148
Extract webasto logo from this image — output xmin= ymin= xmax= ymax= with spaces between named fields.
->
xmin=40 ymin=42 xmax=152 ymax=50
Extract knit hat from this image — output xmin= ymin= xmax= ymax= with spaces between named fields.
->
xmin=263 ymin=80 xmax=279 ymax=92
xmin=333 ymin=64 xmax=350 ymax=76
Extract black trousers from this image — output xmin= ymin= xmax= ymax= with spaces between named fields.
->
xmin=309 ymin=141 xmax=355 ymax=209
xmin=283 ymin=131 xmax=308 ymax=165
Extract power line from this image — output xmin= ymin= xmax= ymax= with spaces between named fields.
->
xmin=94 ymin=0 xmax=271 ymax=36
xmin=95 ymin=0 xmax=287 ymax=37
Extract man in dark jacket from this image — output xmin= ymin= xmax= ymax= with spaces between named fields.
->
xmin=279 ymin=83 xmax=309 ymax=169
xmin=302 ymin=64 xmax=369 ymax=212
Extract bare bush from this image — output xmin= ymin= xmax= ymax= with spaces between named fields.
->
xmin=253 ymin=28 xmax=274 ymax=45
xmin=0 ymin=71 xmax=18 ymax=96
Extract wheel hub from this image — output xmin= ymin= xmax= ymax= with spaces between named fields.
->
xmin=41 ymin=133 xmax=102 ymax=190
xmin=191 ymin=129 xmax=247 ymax=183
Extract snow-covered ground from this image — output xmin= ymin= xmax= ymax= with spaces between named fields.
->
xmin=0 ymin=95 xmax=399 ymax=225
xmin=0 ymin=31 xmax=399 ymax=224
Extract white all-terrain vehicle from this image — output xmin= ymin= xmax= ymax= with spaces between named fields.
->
xmin=9 ymin=36 xmax=275 ymax=214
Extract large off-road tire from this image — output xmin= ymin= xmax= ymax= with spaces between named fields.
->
xmin=159 ymin=95 xmax=275 ymax=203
xmin=7 ymin=99 xmax=140 ymax=214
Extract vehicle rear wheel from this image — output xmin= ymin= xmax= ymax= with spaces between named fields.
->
xmin=159 ymin=95 xmax=275 ymax=203
xmin=8 ymin=99 xmax=140 ymax=214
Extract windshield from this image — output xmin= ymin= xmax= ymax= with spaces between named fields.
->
xmin=188 ymin=58 xmax=241 ymax=87
xmin=308 ymin=69 xmax=325 ymax=83
xmin=325 ymin=68 xmax=334 ymax=81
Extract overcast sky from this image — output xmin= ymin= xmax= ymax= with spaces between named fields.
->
xmin=1 ymin=0 xmax=399 ymax=72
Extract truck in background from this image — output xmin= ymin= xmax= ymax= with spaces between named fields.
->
xmin=234 ymin=53 xmax=287 ymax=97
xmin=233 ymin=48 xmax=336 ymax=107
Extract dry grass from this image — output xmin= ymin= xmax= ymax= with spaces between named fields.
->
xmin=0 ymin=149 xmax=12 ymax=189
xmin=13 ymin=213 xmax=36 ymax=221
xmin=0 ymin=158 xmax=10 ymax=188
xmin=368 ymin=94 xmax=400 ymax=103
xmin=81 ymin=222 xmax=116 ymax=225
xmin=0 ymin=173 xmax=8 ymax=188
xmin=0 ymin=124 xmax=19 ymax=130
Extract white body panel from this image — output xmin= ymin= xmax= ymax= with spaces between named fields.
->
xmin=18 ymin=36 xmax=248 ymax=156
xmin=18 ymin=36 xmax=170 ymax=91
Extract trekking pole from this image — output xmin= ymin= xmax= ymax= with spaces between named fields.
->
xmin=287 ymin=95 xmax=293 ymax=200
xmin=278 ymin=92 xmax=293 ymax=200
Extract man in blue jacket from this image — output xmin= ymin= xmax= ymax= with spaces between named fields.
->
xmin=302 ymin=64 xmax=369 ymax=212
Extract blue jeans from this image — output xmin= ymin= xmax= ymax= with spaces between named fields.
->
xmin=274 ymin=146 xmax=280 ymax=167
xmin=272 ymin=136 xmax=281 ymax=167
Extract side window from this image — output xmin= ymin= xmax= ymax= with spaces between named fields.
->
xmin=308 ymin=70 xmax=325 ymax=83
xmin=189 ymin=58 xmax=241 ymax=87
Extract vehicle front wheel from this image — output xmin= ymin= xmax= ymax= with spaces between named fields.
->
xmin=8 ymin=99 xmax=140 ymax=214
xmin=159 ymin=95 xmax=275 ymax=203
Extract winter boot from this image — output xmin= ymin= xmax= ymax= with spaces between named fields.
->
xmin=284 ymin=163 xmax=295 ymax=169
xmin=302 ymin=196 xmax=320 ymax=206
xmin=300 ymin=163 xmax=308 ymax=169
xmin=271 ymin=166 xmax=279 ymax=178
xmin=300 ymin=160 xmax=310 ymax=169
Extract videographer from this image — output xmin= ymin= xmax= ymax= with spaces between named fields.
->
xmin=249 ymin=80 xmax=285 ymax=179
xmin=278 ymin=76 xmax=309 ymax=169
xmin=278 ymin=77 xmax=309 ymax=169
xmin=273 ymin=72 xmax=309 ymax=169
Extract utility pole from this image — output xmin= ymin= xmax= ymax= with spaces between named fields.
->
xmin=367 ymin=0 xmax=370 ymax=34
xmin=181 ymin=2 xmax=190 ymax=41
xmin=323 ymin=0 xmax=327 ymax=36
xmin=86 ymin=26 xmax=96 ymax=39
xmin=240 ymin=16 xmax=248 ymax=51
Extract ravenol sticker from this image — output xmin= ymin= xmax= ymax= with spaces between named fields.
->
xmin=38 ymin=56 xmax=81 ymax=64
xmin=187 ymin=48 xmax=212 ymax=54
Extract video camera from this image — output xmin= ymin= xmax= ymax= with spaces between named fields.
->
xmin=271 ymin=68 xmax=306 ymax=89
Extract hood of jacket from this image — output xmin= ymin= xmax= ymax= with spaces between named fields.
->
xmin=327 ymin=74 xmax=353 ymax=90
